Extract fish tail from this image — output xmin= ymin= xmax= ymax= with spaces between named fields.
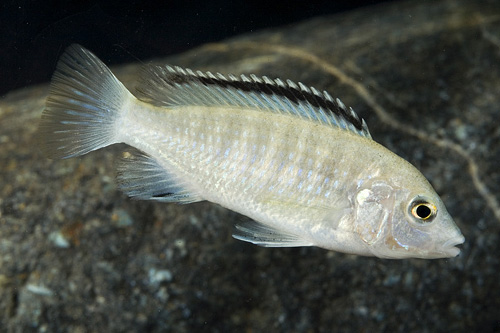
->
xmin=38 ymin=44 xmax=133 ymax=159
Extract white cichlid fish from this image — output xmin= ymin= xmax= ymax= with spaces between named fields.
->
xmin=38 ymin=45 xmax=464 ymax=259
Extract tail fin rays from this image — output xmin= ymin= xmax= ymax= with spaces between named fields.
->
xmin=38 ymin=44 xmax=131 ymax=159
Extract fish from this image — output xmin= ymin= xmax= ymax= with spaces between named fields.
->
xmin=38 ymin=44 xmax=465 ymax=259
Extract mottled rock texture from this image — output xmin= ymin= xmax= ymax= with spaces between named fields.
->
xmin=1 ymin=0 xmax=499 ymax=331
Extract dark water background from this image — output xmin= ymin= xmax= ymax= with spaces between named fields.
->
xmin=0 ymin=0 xmax=397 ymax=96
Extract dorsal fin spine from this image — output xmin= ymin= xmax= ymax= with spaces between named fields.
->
xmin=135 ymin=65 xmax=372 ymax=139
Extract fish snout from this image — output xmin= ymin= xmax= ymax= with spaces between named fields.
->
xmin=440 ymin=234 xmax=465 ymax=257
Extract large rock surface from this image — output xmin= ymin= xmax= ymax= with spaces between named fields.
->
xmin=1 ymin=0 xmax=499 ymax=331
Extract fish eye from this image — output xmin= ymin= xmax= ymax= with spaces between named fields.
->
xmin=409 ymin=200 xmax=437 ymax=223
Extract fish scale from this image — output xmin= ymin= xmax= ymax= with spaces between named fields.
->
xmin=125 ymin=107 xmax=338 ymax=206
xmin=38 ymin=44 xmax=464 ymax=259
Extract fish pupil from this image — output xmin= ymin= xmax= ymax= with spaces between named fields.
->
xmin=416 ymin=204 xmax=431 ymax=219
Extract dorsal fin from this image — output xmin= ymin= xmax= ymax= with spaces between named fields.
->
xmin=135 ymin=65 xmax=372 ymax=139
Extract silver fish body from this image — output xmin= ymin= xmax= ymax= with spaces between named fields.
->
xmin=39 ymin=45 xmax=464 ymax=259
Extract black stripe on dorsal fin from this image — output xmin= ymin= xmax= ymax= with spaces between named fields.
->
xmin=135 ymin=65 xmax=371 ymax=139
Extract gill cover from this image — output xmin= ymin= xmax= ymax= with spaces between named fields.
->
xmin=354 ymin=182 xmax=394 ymax=245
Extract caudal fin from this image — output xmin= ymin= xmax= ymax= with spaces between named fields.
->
xmin=38 ymin=44 xmax=132 ymax=159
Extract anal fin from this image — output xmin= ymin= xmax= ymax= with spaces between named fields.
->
xmin=233 ymin=220 xmax=312 ymax=247
xmin=117 ymin=150 xmax=202 ymax=203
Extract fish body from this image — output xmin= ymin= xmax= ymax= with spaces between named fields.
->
xmin=39 ymin=45 xmax=464 ymax=259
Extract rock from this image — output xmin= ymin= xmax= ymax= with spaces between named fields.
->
xmin=1 ymin=0 xmax=499 ymax=331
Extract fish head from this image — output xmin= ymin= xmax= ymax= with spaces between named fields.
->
xmin=353 ymin=179 xmax=464 ymax=259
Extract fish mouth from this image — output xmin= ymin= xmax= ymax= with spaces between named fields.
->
xmin=441 ymin=235 xmax=465 ymax=257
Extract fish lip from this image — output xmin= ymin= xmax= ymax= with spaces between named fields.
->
xmin=441 ymin=234 xmax=465 ymax=257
